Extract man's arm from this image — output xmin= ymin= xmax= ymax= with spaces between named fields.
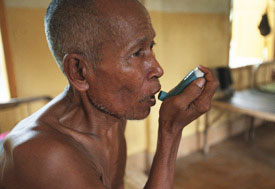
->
xmin=11 ymin=136 xmax=105 ymax=189
xmin=144 ymin=66 xmax=219 ymax=189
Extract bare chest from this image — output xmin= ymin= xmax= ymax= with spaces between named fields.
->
xmin=79 ymin=134 xmax=127 ymax=189
xmin=101 ymin=136 xmax=127 ymax=188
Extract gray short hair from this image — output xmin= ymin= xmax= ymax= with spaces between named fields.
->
xmin=45 ymin=0 xmax=109 ymax=72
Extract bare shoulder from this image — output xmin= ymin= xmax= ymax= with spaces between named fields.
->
xmin=2 ymin=125 xmax=104 ymax=189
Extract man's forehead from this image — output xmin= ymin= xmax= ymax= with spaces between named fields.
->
xmin=109 ymin=14 xmax=154 ymax=34
xmin=96 ymin=0 xmax=150 ymax=24
xmin=96 ymin=0 xmax=146 ymax=15
xmin=108 ymin=16 xmax=155 ymax=50
xmin=98 ymin=0 xmax=154 ymax=44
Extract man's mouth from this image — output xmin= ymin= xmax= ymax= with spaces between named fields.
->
xmin=139 ymin=86 xmax=161 ymax=105
xmin=139 ymin=95 xmax=155 ymax=105
xmin=149 ymin=86 xmax=161 ymax=105
xmin=149 ymin=95 xmax=156 ymax=105
xmin=153 ymin=86 xmax=162 ymax=95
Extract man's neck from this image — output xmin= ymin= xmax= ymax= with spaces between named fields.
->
xmin=56 ymin=86 xmax=126 ymax=138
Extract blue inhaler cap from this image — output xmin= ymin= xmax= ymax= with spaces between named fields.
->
xmin=158 ymin=91 xmax=168 ymax=101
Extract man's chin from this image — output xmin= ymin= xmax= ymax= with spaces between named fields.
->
xmin=90 ymin=98 xmax=152 ymax=120
xmin=125 ymin=108 xmax=151 ymax=121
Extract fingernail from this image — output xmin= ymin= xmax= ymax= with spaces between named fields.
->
xmin=198 ymin=65 xmax=205 ymax=69
xmin=196 ymin=78 xmax=205 ymax=88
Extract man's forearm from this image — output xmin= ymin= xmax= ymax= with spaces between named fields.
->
xmin=144 ymin=66 xmax=219 ymax=188
xmin=144 ymin=124 xmax=183 ymax=189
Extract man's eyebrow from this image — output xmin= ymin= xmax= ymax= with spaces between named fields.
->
xmin=126 ymin=34 xmax=155 ymax=52
xmin=135 ymin=37 xmax=148 ymax=45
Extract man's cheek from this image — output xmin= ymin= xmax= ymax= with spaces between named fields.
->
xmin=118 ymin=86 xmax=140 ymax=100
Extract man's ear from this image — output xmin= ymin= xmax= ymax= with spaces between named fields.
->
xmin=63 ymin=54 xmax=92 ymax=92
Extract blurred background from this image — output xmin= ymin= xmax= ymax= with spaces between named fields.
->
xmin=0 ymin=0 xmax=275 ymax=188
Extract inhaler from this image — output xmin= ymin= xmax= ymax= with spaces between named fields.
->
xmin=158 ymin=67 xmax=205 ymax=101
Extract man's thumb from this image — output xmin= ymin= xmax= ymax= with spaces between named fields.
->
xmin=195 ymin=78 xmax=206 ymax=89
xmin=179 ymin=78 xmax=206 ymax=103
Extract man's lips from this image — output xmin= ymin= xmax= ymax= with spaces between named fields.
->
xmin=139 ymin=85 xmax=161 ymax=105
xmin=149 ymin=95 xmax=156 ymax=105
xmin=153 ymin=86 xmax=162 ymax=95
xmin=148 ymin=85 xmax=161 ymax=99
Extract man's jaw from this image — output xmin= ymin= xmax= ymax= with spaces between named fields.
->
xmin=88 ymin=84 xmax=161 ymax=121
xmin=89 ymin=98 xmax=122 ymax=120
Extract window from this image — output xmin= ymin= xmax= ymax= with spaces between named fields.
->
xmin=0 ymin=29 xmax=10 ymax=102
xmin=229 ymin=0 xmax=275 ymax=68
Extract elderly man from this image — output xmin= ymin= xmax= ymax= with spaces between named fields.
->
xmin=0 ymin=0 xmax=218 ymax=188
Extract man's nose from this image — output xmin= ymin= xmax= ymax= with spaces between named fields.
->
xmin=147 ymin=56 xmax=164 ymax=80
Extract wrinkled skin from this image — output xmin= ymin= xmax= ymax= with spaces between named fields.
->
xmin=0 ymin=0 xmax=219 ymax=188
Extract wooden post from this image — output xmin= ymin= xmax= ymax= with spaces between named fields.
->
xmin=0 ymin=0 xmax=17 ymax=98
xmin=203 ymin=113 xmax=210 ymax=155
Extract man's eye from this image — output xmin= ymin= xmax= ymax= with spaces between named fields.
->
xmin=150 ymin=41 xmax=156 ymax=50
xmin=133 ymin=49 xmax=142 ymax=57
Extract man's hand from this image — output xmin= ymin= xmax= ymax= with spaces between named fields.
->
xmin=145 ymin=66 xmax=219 ymax=189
xmin=159 ymin=65 xmax=219 ymax=135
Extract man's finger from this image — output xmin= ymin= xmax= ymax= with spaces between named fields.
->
xmin=174 ymin=77 xmax=206 ymax=106
xmin=193 ymin=66 xmax=219 ymax=113
xmin=198 ymin=65 xmax=216 ymax=82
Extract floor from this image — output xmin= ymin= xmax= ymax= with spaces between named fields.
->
xmin=174 ymin=123 xmax=275 ymax=189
